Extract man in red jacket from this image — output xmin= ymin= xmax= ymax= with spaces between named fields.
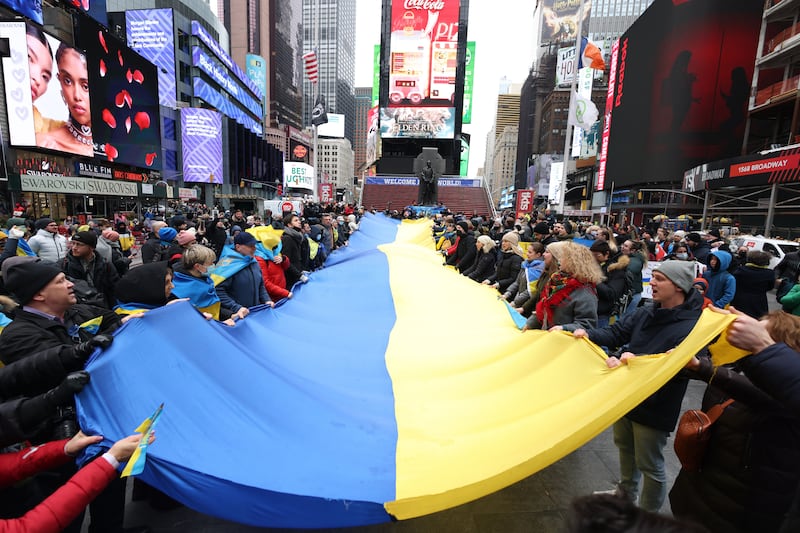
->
xmin=0 ymin=430 xmax=153 ymax=533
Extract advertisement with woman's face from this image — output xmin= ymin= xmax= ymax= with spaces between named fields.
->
xmin=6 ymin=22 xmax=95 ymax=157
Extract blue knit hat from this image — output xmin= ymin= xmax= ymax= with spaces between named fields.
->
xmin=158 ymin=227 xmax=177 ymax=242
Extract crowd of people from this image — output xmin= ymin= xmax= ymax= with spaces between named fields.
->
xmin=0 ymin=203 xmax=798 ymax=532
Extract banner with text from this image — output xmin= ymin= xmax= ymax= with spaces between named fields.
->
xmin=181 ymin=108 xmax=223 ymax=184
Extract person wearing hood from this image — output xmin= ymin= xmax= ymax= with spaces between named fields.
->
xmin=484 ymin=231 xmax=523 ymax=292
xmin=702 ymin=249 xmax=736 ymax=308
xmin=27 ymin=218 xmax=67 ymax=263
xmin=113 ymin=261 xmax=173 ymax=314
xmin=730 ymin=250 xmax=775 ymax=318
xmin=254 ymin=231 xmax=292 ymax=302
xmin=571 ymin=260 xmax=704 ymax=513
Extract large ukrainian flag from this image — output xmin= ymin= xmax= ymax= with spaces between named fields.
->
xmin=75 ymin=213 xmax=735 ymax=529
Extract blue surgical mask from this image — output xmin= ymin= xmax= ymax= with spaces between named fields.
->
xmin=676 ymin=253 xmax=688 ymax=260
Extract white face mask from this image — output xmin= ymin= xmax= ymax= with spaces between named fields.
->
xmin=676 ymin=253 xmax=688 ymax=260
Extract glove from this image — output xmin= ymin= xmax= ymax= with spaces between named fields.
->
xmin=8 ymin=226 xmax=25 ymax=239
xmin=73 ymin=334 xmax=114 ymax=361
xmin=43 ymin=371 xmax=91 ymax=407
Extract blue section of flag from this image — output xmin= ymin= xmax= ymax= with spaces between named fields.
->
xmin=171 ymin=271 xmax=220 ymax=309
xmin=75 ymin=213 xmax=401 ymax=528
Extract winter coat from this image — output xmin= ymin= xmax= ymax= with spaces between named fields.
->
xmin=281 ymin=227 xmax=306 ymax=288
xmin=450 ymin=232 xmax=476 ymax=271
xmin=670 ymin=358 xmax=800 ymax=533
xmin=215 ymin=259 xmax=270 ymax=312
xmin=627 ymin=253 xmax=645 ymax=294
xmin=27 ymin=229 xmax=67 ymax=263
xmin=461 ymin=250 xmax=497 ymax=282
xmin=0 ymin=305 xmax=120 ymax=365
xmin=504 ymin=259 xmax=544 ymax=305
xmin=730 ymin=263 xmax=775 ymax=318
xmin=140 ymin=235 xmax=167 ymax=263
xmin=775 ymin=251 xmax=800 ymax=282
xmin=588 ymin=289 xmax=704 ymax=432
xmin=0 ymin=439 xmax=118 ymax=532
xmin=487 ymin=251 xmax=523 ymax=292
xmin=525 ymin=283 xmax=598 ymax=332
xmin=596 ymin=252 xmax=630 ymax=317
xmin=0 ymin=344 xmax=81 ymax=399
xmin=703 ymin=250 xmax=736 ymax=308
xmin=256 ymin=256 xmax=290 ymax=301
xmin=779 ymin=283 xmax=800 ymax=316
xmin=115 ymin=261 xmax=171 ymax=308
xmin=691 ymin=240 xmax=712 ymax=263
xmin=204 ymin=218 xmax=229 ymax=259
xmin=61 ymin=252 xmax=120 ymax=309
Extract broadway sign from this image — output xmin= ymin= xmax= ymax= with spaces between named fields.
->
xmin=684 ymin=146 xmax=800 ymax=192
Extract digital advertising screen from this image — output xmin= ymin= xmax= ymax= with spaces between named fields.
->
xmin=289 ymin=138 xmax=310 ymax=163
xmin=538 ymin=0 xmax=591 ymax=47
xmin=246 ymin=53 xmax=267 ymax=121
xmin=379 ymin=107 xmax=455 ymax=139
xmin=389 ymin=0 xmax=460 ymax=107
xmin=365 ymin=105 xmax=380 ymax=167
xmin=602 ymin=0 xmax=762 ymax=188
xmin=60 ymin=0 xmax=108 ymax=27
xmin=181 ymin=108 xmax=223 ymax=184
xmin=0 ymin=0 xmax=42 ymax=23
xmin=75 ymin=15 xmax=162 ymax=169
xmin=0 ymin=21 xmax=95 ymax=157
xmin=317 ymin=113 xmax=345 ymax=138
xmin=126 ymin=8 xmax=176 ymax=108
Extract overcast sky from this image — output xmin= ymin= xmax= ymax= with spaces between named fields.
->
xmin=354 ymin=1 xmax=537 ymax=176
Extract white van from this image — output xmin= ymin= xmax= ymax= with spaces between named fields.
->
xmin=731 ymin=236 xmax=800 ymax=269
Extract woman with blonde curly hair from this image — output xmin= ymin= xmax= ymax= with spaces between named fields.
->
xmin=523 ymin=241 xmax=604 ymax=332
xmin=461 ymin=235 xmax=497 ymax=282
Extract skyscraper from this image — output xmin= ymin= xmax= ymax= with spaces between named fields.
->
xmin=302 ymin=0 xmax=356 ymax=143
xmin=353 ymin=87 xmax=373 ymax=173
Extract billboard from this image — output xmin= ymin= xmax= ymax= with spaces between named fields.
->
xmin=683 ymin=146 xmax=800 ymax=193
xmin=459 ymin=133 xmax=470 ymax=177
xmin=75 ymin=15 xmax=162 ymax=169
xmin=192 ymin=46 xmax=262 ymax=117
xmin=372 ymin=44 xmax=381 ymax=107
xmin=365 ymin=105 xmax=380 ymax=167
xmin=126 ymin=9 xmax=176 ymax=108
xmin=379 ymin=107 xmax=455 ymax=139
xmin=388 ymin=0 xmax=460 ymax=107
xmin=317 ymin=113 xmax=345 ymax=138
xmin=246 ymin=53 xmax=268 ymax=122
xmin=181 ymin=108 xmax=223 ymax=184
xmin=0 ymin=21 xmax=96 ymax=157
xmin=0 ymin=0 xmax=42 ymax=23
xmin=539 ymin=0 xmax=591 ymax=46
xmin=60 ymin=0 xmax=108 ymax=26
xmin=463 ymin=41 xmax=475 ymax=124
xmin=289 ymin=138 xmax=310 ymax=163
xmin=516 ymin=189 xmax=535 ymax=217
xmin=283 ymin=162 xmax=315 ymax=190
xmin=601 ymin=0 xmax=763 ymax=188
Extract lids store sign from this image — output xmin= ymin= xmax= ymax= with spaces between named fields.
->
xmin=21 ymin=175 xmax=138 ymax=196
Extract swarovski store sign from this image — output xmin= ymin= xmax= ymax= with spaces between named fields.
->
xmin=21 ymin=175 xmax=139 ymax=196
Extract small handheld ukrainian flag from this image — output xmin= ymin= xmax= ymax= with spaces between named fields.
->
xmin=121 ymin=403 xmax=164 ymax=478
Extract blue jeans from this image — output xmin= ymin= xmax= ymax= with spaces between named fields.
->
xmin=613 ymin=417 xmax=669 ymax=512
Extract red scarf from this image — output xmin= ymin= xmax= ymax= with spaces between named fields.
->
xmin=535 ymin=272 xmax=593 ymax=328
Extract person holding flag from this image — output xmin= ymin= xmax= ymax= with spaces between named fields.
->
xmin=211 ymin=232 xmax=272 ymax=319
xmin=171 ymin=244 xmax=236 ymax=323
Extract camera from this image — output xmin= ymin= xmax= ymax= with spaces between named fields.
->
xmin=51 ymin=406 xmax=78 ymax=440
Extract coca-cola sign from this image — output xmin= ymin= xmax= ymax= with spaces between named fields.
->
xmin=389 ymin=0 xmax=461 ymax=107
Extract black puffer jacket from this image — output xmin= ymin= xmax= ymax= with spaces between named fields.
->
xmin=775 ymin=251 xmax=800 ymax=281
xmin=487 ymin=250 xmax=523 ymax=292
xmin=461 ymin=250 xmax=497 ymax=282
xmin=115 ymin=261 xmax=171 ymax=308
xmin=730 ymin=264 xmax=775 ymax=318
xmin=670 ymin=358 xmax=800 ymax=533
xmin=0 ymin=305 xmax=120 ymax=365
xmin=281 ymin=227 xmax=306 ymax=287
xmin=588 ymin=289 xmax=704 ymax=432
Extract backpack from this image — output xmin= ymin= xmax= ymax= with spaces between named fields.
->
xmin=611 ymin=270 xmax=636 ymax=317
xmin=150 ymin=243 xmax=170 ymax=263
